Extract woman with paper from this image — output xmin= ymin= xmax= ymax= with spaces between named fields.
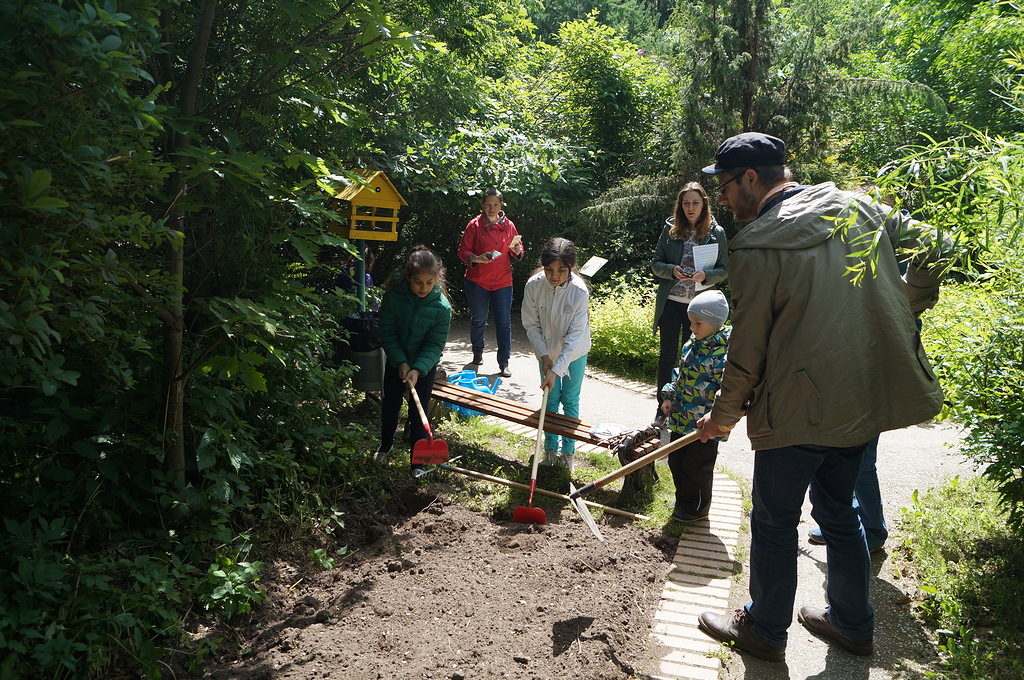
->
xmin=650 ymin=182 xmax=729 ymax=419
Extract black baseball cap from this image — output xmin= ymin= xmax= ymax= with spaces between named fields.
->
xmin=701 ymin=132 xmax=787 ymax=175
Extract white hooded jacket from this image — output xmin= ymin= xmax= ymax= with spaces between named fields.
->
xmin=521 ymin=271 xmax=592 ymax=376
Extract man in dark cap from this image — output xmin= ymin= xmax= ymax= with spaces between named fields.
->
xmin=694 ymin=132 xmax=948 ymax=662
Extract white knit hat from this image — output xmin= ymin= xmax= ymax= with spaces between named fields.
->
xmin=688 ymin=290 xmax=729 ymax=329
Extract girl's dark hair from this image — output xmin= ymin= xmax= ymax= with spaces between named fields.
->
xmin=539 ymin=237 xmax=577 ymax=270
xmin=534 ymin=237 xmax=590 ymax=290
xmin=392 ymin=245 xmax=448 ymax=298
xmin=670 ymin=182 xmax=712 ymax=240
xmin=482 ymin=187 xmax=503 ymax=203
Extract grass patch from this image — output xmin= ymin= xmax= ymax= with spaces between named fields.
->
xmin=421 ymin=414 xmax=686 ymax=528
xmin=902 ymin=475 xmax=1024 ymax=679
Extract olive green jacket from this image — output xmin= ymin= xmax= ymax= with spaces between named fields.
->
xmin=712 ymin=183 xmax=946 ymax=450
xmin=650 ymin=218 xmax=729 ymax=331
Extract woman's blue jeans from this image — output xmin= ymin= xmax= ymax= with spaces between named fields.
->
xmin=464 ymin=280 xmax=513 ymax=368
xmin=746 ymin=441 xmax=875 ymax=648
xmin=539 ymin=355 xmax=587 ymax=455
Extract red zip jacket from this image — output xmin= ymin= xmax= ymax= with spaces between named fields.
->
xmin=457 ymin=212 xmax=522 ymax=291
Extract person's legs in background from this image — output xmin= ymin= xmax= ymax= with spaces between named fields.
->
xmin=808 ymin=434 xmax=887 ymax=550
xmin=464 ymin=280 xmax=490 ymax=363
xmin=490 ymin=285 xmax=513 ymax=372
xmin=656 ymin=300 xmax=690 ymax=416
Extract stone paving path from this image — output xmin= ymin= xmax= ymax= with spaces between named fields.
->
xmin=650 ymin=474 xmax=742 ymax=680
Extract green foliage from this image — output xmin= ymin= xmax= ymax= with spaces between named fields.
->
xmin=902 ymin=476 xmax=1024 ymax=680
xmin=903 ymin=61 xmax=1024 ymax=529
xmin=0 ymin=513 xmax=196 ymax=678
xmin=933 ymin=3 xmax=1024 ymax=135
xmin=884 ymin=0 xmax=1024 ymax=135
xmin=588 ymin=279 xmax=658 ymax=379
xmin=530 ymin=0 xmax=668 ymax=43
xmin=196 ymin=549 xmax=266 ymax=620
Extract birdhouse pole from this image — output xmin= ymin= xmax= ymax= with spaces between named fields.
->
xmin=355 ymin=238 xmax=367 ymax=312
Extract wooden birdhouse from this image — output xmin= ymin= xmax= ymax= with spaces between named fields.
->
xmin=328 ymin=169 xmax=407 ymax=241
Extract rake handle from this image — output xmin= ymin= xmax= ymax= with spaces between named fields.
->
xmin=440 ymin=464 xmax=651 ymax=521
xmin=570 ymin=429 xmax=704 ymax=499
xmin=527 ymin=384 xmax=551 ymax=507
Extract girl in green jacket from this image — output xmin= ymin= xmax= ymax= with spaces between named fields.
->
xmin=374 ymin=246 xmax=453 ymax=469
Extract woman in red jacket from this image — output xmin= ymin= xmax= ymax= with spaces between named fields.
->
xmin=456 ymin=188 xmax=525 ymax=377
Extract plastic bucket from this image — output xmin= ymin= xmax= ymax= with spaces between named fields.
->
xmin=351 ymin=348 xmax=384 ymax=392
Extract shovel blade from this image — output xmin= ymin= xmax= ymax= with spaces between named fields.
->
xmin=569 ymin=482 xmax=605 ymax=542
xmin=412 ymin=438 xmax=449 ymax=465
xmin=512 ymin=506 xmax=547 ymax=525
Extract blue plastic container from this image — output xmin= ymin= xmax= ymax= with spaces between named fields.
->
xmin=446 ymin=370 xmax=501 ymax=417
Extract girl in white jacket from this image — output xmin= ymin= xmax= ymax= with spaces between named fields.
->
xmin=521 ymin=238 xmax=592 ymax=469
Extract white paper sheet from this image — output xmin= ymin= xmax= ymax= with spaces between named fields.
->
xmin=692 ymin=244 xmax=719 ymax=291
xmin=579 ymin=256 xmax=608 ymax=277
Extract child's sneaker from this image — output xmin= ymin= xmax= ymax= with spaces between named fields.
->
xmin=541 ymin=450 xmax=559 ymax=466
xmin=373 ymin=445 xmax=392 ymax=465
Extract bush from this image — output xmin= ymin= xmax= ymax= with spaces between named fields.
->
xmin=589 ymin=281 xmax=658 ymax=380
xmin=902 ymin=476 xmax=1024 ymax=679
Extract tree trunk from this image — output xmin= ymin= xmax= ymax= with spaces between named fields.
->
xmin=161 ymin=0 xmax=219 ymax=484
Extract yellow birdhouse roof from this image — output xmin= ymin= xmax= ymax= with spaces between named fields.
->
xmin=334 ymin=169 xmax=408 ymax=206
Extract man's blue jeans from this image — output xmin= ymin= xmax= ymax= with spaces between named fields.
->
xmin=809 ymin=435 xmax=888 ymax=549
xmin=746 ymin=441 xmax=875 ymax=648
xmin=464 ymin=280 xmax=513 ymax=368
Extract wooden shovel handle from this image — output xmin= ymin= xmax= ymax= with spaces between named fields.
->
xmin=570 ymin=429 xmax=703 ymax=499
xmin=406 ymin=380 xmax=432 ymax=439
xmin=528 ymin=384 xmax=551 ymax=483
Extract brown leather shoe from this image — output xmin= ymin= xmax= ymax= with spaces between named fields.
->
xmin=797 ymin=606 xmax=873 ymax=656
xmin=698 ymin=609 xmax=785 ymax=663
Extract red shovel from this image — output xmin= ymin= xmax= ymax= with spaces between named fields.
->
xmin=408 ymin=380 xmax=449 ymax=465
xmin=512 ymin=385 xmax=551 ymax=525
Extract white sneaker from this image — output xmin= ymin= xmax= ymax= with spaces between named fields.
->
xmin=540 ymin=449 xmax=559 ymax=466
xmin=557 ymin=452 xmax=574 ymax=471
xmin=373 ymin=446 xmax=392 ymax=465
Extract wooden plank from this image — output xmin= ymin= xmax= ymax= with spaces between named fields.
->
xmin=432 ymin=381 xmax=589 ymax=439
xmin=431 ymin=381 xmax=658 ymax=450
xmin=431 ymin=381 xmax=664 ymax=491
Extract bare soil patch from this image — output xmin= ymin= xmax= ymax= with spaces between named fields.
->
xmin=195 ymin=473 xmax=678 ymax=680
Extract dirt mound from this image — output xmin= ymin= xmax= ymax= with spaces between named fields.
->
xmin=200 ymin=492 xmax=676 ymax=679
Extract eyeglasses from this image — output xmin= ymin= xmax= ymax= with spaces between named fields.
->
xmin=716 ymin=169 xmax=747 ymax=194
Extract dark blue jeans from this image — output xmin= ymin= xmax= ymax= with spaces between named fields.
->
xmin=809 ymin=435 xmax=888 ymax=549
xmin=464 ymin=280 xmax=513 ymax=368
xmin=746 ymin=441 xmax=874 ymax=648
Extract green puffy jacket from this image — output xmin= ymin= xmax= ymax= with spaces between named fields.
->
xmin=378 ymin=278 xmax=452 ymax=375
